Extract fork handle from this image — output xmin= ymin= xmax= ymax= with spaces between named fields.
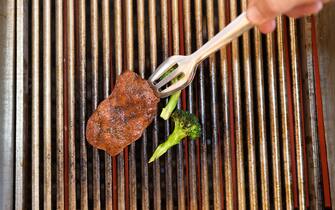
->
xmin=190 ymin=12 xmax=253 ymax=63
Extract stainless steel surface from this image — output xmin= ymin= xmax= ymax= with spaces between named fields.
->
xmin=78 ymin=0 xmax=87 ymax=209
xmin=276 ymin=16 xmax=294 ymax=210
xmin=183 ymin=0 xmax=198 ymax=209
xmin=289 ymin=18 xmax=307 ymax=210
xmin=102 ymin=0 xmax=113 ymax=209
xmin=230 ymin=0 xmax=246 ymax=209
xmin=90 ymin=1 xmax=101 ymax=209
xmin=114 ymin=1 xmax=125 ymax=209
xmin=43 ymin=1 xmax=52 ymax=209
xmin=241 ymin=0 xmax=258 ymax=209
xmin=0 ymin=1 xmax=333 ymax=209
xmin=148 ymin=13 xmax=252 ymax=98
xmin=254 ymin=27 xmax=270 ymax=210
xmin=31 ymin=0 xmax=40 ymax=209
xmin=15 ymin=0 xmax=28 ymax=209
xmin=206 ymin=0 xmax=223 ymax=208
xmin=218 ymin=0 xmax=234 ymax=209
xmin=150 ymin=0 xmax=162 ymax=209
xmin=266 ymin=31 xmax=283 ymax=210
xmin=56 ymin=0 xmax=64 ymax=209
xmin=66 ymin=0 xmax=76 ymax=208
xmin=137 ymin=0 xmax=149 ymax=209
xmin=301 ymin=16 xmax=324 ymax=210
xmin=0 ymin=1 xmax=15 ymax=209
xmin=194 ymin=0 xmax=209 ymax=208
xmin=125 ymin=0 xmax=137 ymax=208
xmin=171 ymin=1 xmax=186 ymax=209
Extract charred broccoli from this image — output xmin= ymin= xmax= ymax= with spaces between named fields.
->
xmin=149 ymin=109 xmax=201 ymax=163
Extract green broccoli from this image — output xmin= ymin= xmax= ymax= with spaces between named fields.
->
xmin=149 ymin=109 xmax=201 ymax=163
xmin=160 ymin=66 xmax=181 ymax=120
xmin=160 ymin=90 xmax=181 ymax=120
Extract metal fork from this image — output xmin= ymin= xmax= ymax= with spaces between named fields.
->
xmin=148 ymin=12 xmax=253 ymax=98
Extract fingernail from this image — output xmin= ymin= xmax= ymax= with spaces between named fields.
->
xmin=247 ymin=6 xmax=263 ymax=24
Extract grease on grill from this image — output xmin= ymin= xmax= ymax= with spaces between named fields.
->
xmin=86 ymin=71 xmax=160 ymax=156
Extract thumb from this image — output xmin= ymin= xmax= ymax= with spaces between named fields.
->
xmin=247 ymin=0 xmax=277 ymax=25
xmin=258 ymin=20 xmax=277 ymax=33
xmin=247 ymin=0 xmax=312 ymax=25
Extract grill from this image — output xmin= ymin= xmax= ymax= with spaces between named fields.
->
xmin=0 ymin=0 xmax=333 ymax=209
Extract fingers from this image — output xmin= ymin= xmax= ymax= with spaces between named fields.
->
xmin=247 ymin=0 xmax=291 ymax=24
xmin=247 ymin=0 xmax=322 ymax=25
xmin=286 ymin=2 xmax=323 ymax=17
xmin=259 ymin=20 xmax=277 ymax=33
xmin=256 ymin=1 xmax=322 ymax=34
xmin=247 ymin=5 xmax=271 ymax=25
xmin=247 ymin=0 xmax=326 ymax=34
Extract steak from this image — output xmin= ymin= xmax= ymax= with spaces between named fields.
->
xmin=86 ymin=71 xmax=160 ymax=156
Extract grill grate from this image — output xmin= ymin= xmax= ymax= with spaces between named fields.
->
xmin=1 ymin=0 xmax=332 ymax=209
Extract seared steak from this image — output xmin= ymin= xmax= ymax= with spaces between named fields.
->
xmin=86 ymin=71 xmax=160 ymax=156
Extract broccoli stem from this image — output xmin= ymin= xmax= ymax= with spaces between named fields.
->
xmin=160 ymin=90 xmax=181 ymax=120
xmin=148 ymin=128 xmax=186 ymax=163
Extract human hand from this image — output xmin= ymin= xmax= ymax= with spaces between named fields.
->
xmin=247 ymin=0 xmax=329 ymax=33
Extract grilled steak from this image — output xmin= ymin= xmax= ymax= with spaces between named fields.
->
xmin=86 ymin=71 xmax=160 ymax=156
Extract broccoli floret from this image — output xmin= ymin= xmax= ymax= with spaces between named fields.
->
xmin=149 ymin=109 xmax=201 ymax=163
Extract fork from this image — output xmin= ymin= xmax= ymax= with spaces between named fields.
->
xmin=148 ymin=12 xmax=253 ymax=98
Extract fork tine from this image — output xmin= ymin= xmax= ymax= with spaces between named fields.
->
xmin=160 ymin=78 xmax=188 ymax=97
xmin=155 ymin=69 xmax=181 ymax=89
xmin=149 ymin=56 xmax=179 ymax=82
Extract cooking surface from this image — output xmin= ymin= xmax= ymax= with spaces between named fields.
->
xmin=0 ymin=0 xmax=332 ymax=209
